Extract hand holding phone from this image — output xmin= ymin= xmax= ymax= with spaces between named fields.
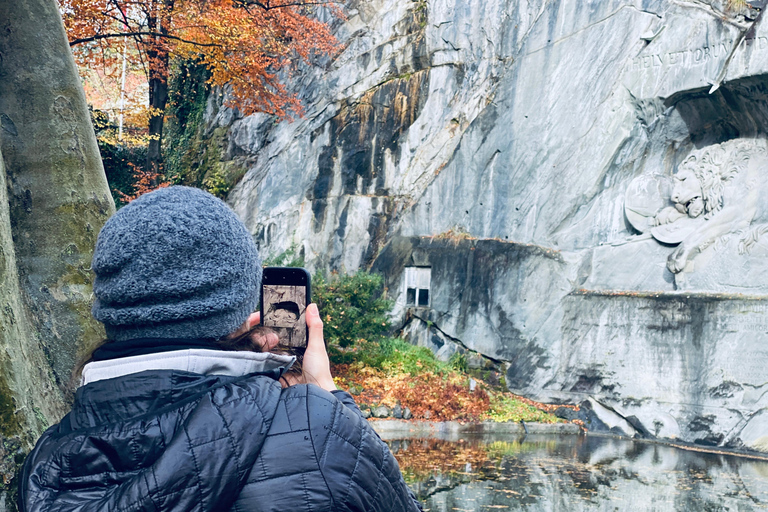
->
xmin=252 ymin=293 xmax=336 ymax=391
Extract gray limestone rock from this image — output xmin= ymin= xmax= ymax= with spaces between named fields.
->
xmin=735 ymin=409 xmax=768 ymax=452
xmin=585 ymin=398 xmax=638 ymax=438
xmin=372 ymin=405 xmax=390 ymax=418
xmin=218 ymin=0 xmax=768 ymax=453
xmin=553 ymin=407 xmax=580 ymax=422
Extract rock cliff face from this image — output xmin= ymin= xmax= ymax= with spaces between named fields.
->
xmin=218 ymin=0 xmax=768 ymax=451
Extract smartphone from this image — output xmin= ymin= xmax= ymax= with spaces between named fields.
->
xmin=260 ymin=267 xmax=311 ymax=348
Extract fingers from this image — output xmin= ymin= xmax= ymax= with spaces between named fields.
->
xmin=229 ymin=311 xmax=261 ymax=339
xmin=250 ymin=330 xmax=280 ymax=352
xmin=263 ymin=331 xmax=279 ymax=351
xmin=247 ymin=311 xmax=261 ymax=329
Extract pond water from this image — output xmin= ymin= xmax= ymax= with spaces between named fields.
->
xmin=389 ymin=434 xmax=768 ymax=511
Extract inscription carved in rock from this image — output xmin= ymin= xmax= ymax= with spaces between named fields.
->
xmin=626 ymin=37 xmax=768 ymax=72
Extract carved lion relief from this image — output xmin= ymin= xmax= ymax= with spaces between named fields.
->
xmin=625 ymin=139 xmax=766 ymax=276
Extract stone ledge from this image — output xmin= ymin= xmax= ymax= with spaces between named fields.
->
xmin=572 ymin=288 xmax=768 ymax=300
xmin=370 ymin=419 xmax=580 ymax=441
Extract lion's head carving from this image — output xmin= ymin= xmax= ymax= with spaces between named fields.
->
xmin=672 ymin=143 xmax=751 ymax=220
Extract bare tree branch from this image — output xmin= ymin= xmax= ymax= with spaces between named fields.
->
xmin=70 ymin=31 xmax=222 ymax=47
xmin=233 ymin=0 xmax=337 ymax=10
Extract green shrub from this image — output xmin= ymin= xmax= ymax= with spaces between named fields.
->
xmin=449 ymin=352 xmax=468 ymax=373
xmin=329 ymin=336 xmax=450 ymax=376
xmin=315 ymin=271 xmax=452 ymax=375
xmin=313 ymin=272 xmax=392 ymax=348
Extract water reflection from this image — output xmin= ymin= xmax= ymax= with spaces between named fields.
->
xmin=389 ymin=434 xmax=768 ymax=511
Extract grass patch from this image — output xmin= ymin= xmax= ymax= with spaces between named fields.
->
xmin=486 ymin=394 xmax=561 ymax=423
xmin=330 ymin=337 xmax=451 ymax=376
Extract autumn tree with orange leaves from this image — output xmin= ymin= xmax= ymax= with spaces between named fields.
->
xmin=60 ymin=0 xmax=339 ymax=174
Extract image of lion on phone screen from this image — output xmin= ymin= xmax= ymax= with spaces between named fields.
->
xmin=262 ymin=285 xmax=307 ymax=347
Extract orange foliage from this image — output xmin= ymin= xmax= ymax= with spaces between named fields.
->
xmin=116 ymin=163 xmax=170 ymax=202
xmin=391 ymin=439 xmax=491 ymax=482
xmin=336 ymin=364 xmax=491 ymax=422
xmin=333 ymin=358 xmax=570 ymax=424
xmin=59 ymin=0 xmax=341 ymax=118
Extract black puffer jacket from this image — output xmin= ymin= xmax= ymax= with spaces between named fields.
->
xmin=20 ymin=370 xmax=422 ymax=511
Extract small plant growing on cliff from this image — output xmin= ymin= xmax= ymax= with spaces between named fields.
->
xmin=415 ymin=0 xmax=427 ymax=28
xmin=431 ymin=227 xmax=474 ymax=244
xmin=264 ymin=245 xmax=305 ymax=268
xmin=449 ymin=352 xmax=468 ymax=373
xmin=202 ymin=169 xmax=230 ymax=199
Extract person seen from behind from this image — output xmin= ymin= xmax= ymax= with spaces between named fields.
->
xmin=19 ymin=186 xmax=422 ymax=512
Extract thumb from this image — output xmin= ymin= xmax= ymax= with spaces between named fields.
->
xmin=306 ymin=303 xmax=324 ymax=348
xmin=303 ymin=303 xmax=335 ymax=391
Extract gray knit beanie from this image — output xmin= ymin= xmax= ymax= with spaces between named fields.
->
xmin=91 ymin=186 xmax=261 ymax=341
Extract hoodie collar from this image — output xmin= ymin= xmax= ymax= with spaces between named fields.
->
xmin=81 ymin=349 xmax=296 ymax=386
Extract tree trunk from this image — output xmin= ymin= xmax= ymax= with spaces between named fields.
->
xmin=147 ymin=69 xmax=169 ymax=176
xmin=145 ymin=0 xmax=172 ymax=176
xmin=0 ymin=0 xmax=115 ymax=504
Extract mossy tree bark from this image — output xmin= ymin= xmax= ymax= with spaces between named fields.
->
xmin=0 ymin=0 xmax=115 ymax=506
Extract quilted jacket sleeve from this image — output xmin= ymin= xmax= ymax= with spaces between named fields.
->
xmin=309 ymin=387 xmax=423 ymax=512
xmin=20 ymin=374 xmax=283 ymax=512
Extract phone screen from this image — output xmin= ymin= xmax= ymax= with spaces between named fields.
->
xmin=261 ymin=268 xmax=310 ymax=348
